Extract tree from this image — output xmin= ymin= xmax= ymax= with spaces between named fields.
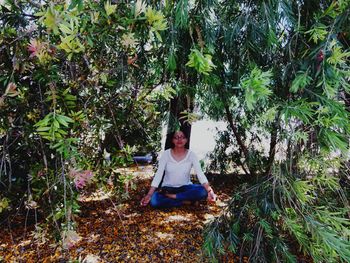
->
xmin=196 ymin=1 xmax=350 ymax=262
xmin=0 ymin=0 xmax=171 ymax=236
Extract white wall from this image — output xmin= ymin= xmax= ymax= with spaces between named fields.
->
xmin=160 ymin=119 xmax=227 ymax=161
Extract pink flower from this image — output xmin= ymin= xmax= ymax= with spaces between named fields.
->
xmin=27 ymin=39 xmax=53 ymax=63
xmin=28 ymin=39 xmax=43 ymax=58
xmin=69 ymin=169 xmax=94 ymax=189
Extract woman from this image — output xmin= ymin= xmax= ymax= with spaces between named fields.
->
xmin=140 ymin=128 xmax=217 ymax=208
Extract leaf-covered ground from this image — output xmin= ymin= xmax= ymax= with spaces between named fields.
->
xmin=0 ymin=166 xmax=243 ymax=262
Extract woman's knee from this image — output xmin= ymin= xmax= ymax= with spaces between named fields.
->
xmin=150 ymin=193 xmax=161 ymax=208
xmin=197 ymin=185 xmax=208 ymax=199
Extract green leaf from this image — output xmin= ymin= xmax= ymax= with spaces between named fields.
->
xmin=59 ymin=23 xmax=74 ymax=35
xmin=282 ymin=100 xmax=315 ymax=123
xmin=175 ymin=0 xmax=189 ymax=29
xmin=104 ymin=1 xmax=117 ymax=16
xmin=327 ymin=40 xmax=350 ymax=66
xmin=56 ymin=114 xmax=74 ymax=127
xmin=240 ymin=67 xmax=272 ymax=110
xmin=68 ymin=0 xmax=84 ymax=12
xmin=292 ymin=180 xmax=314 ymax=204
xmin=167 ymin=52 xmax=177 ymax=72
xmin=38 ymin=5 xmax=61 ymax=35
xmin=186 ymin=49 xmax=216 ymax=75
xmin=306 ymin=23 xmax=328 ymax=44
xmin=36 ymin=126 xmax=51 ymax=132
xmin=290 ymin=71 xmax=312 ymax=93
xmin=319 ymin=128 xmax=348 ymax=153
xmin=146 ymin=7 xmax=168 ymax=35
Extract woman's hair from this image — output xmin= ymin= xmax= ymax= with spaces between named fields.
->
xmin=165 ymin=126 xmax=190 ymax=149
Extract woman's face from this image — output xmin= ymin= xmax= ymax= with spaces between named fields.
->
xmin=172 ymin=131 xmax=187 ymax=148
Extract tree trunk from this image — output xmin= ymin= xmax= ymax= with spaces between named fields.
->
xmin=164 ymin=95 xmax=193 ymax=150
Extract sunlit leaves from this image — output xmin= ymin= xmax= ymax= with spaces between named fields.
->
xmin=104 ymin=1 xmax=117 ymax=17
xmin=240 ymin=67 xmax=272 ymax=110
xmin=258 ymin=106 xmax=278 ymax=126
xmin=186 ymin=49 xmax=216 ymax=75
xmin=327 ymin=40 xmax=350 ymax=66
xmin=306 ymin=23 xmax=328 ymax=44
xmin=0 ymin=0 xmax=11 ymax=10
xmin=145 ymin=7 xmax=165 ymax=27
xmin=298 ymin=152 xmax=341 ymax=192
xmin=319 ymin=128 xmax=348 ymax=153
xmin=315 ymin=209 xmax=350 ymax=233
xmin=292 ymin=180 xmax=315 ymax=205
xmin=58 ymin=19 xmax=85 ymax=59
xmin=147 ymin=84 xmax=176 ymax=101
xmin=0 ymin=197 xmax=10 ymax=213
xmin=283 ymin=214 xmax=310 ymax=253
xmin=305 ymin=217 xmax=350 ymax=263
xmin=36 ymin=4 xmax=62 ymax=34
xmin=69 ymin=110 xmax=85 ymax=122
xmin=28 ymin=39 xmax=53 ymax=64
xmin=145 ymin=7 xmax=167 ymax=41
xmin=134 ymin=0 xmax=146 ymax=17
xmin=321 ymin=0 xmax=350 ymax=18
xmin=179 ymin=110 xmax=200 ymax=125
xmin=121 ymin=32 xmax=139 ymax=49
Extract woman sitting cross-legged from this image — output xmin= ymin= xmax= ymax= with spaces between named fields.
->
xmin=140 ymin=128 xmax=217 ymax=208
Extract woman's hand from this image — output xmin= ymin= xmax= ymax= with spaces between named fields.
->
xmin=207 ymin=189 xmax=217 ymax=202
xmin=140 ymin=187 xmax=156 ymax=206
xmin=140 ymin=194 xmax=152 ymax=206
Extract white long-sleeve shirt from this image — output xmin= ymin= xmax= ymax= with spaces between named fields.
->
xmin=151 ymin=149 xmax=209 ymax=188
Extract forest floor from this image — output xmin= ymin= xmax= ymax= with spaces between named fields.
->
xmin=0 ymin=165 xmax=243 ymax=263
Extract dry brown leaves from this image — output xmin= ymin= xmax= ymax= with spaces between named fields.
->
xmin=0 ymin=167 xmax=241 ymax=262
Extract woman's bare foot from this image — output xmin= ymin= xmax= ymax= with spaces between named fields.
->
xmin=165 ymin=193 xmax=176 ymax=199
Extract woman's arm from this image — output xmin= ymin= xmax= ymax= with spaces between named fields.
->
xmin=202 ymin=182 xmax=217 ymax=202
xmin=191 ymin=152 xmax=217 ymax=202
xmin=191 ymin=152 xmax=209 ymax=185
xmin=140 ymin=151 xmax=168 ymax=206
xmin=150 ymin=151 xmax=168 ymax=188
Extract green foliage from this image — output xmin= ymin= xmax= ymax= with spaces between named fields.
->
xmin=0 ymin=197 xmax=10 ymax=213
xmin=0 ymin=0 xmax=168 ymax=240
xmin=240 ymin=67 xmax=272 ymax=110
xmin=290 ymin=71 xmax=313 ymax=93
xmin=199 ymin=0 xmax=350 ymax=262
xmin=186 ymin=49 xmax=216 ymax=75
xmin=306 ymin=23 xmax=328 ymax=43
xmin=104 ymin=1 xmax=117 ymax=17
xmin=34 ymin=113 xmax=74 ymax=141
xmin=205 ymin=161 xmax=350 ymax=262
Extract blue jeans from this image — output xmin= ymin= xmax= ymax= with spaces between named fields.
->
xmin=150 ymin=184 xmax=208 ymax=208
